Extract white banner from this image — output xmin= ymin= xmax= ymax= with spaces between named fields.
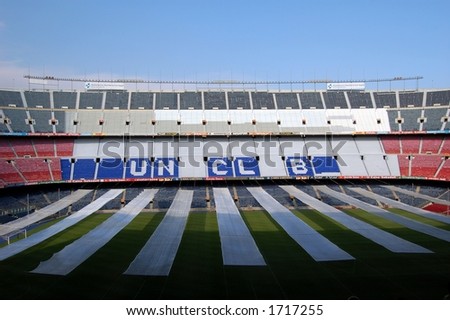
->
xmin=29 ymin=79 xmax=48 ymax=85
xmin=85 ymin=82 xmax=125 ymax=90
xmin=327 ymin=82 xmax=365 ymax=91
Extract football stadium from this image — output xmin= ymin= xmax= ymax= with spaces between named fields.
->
xmin=0 ymin=76 xmax=449 ymax=299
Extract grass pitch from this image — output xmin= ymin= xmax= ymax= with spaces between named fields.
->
xmin=0 ymin=208 xmax=449 ymax=299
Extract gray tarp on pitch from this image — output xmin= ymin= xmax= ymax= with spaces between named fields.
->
xmin=382 ymin=185 xmax=450 ymax=206
xmin=247 ymin=187 xmax=354 ymax=261
xmin=124 ymin=190 xmax=193 ymax=276
xmin=0 ymin=189 xmax=124 ymax=261
xmin=0 ymin=189 xmax=92 ymax=237
xmin=349 ymin=187 xmax=450 ymax=224
xmin=281 ymin=185 xmax=431 ymax=253
xmin=213 ymin=188 xmax=266 ymax=266
xmin=31 ymin=189 xmax=157 ymax=275
xmin=317 ymin=185 xmax=449 ymax=243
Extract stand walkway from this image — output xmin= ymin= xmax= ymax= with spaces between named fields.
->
xmin=124 ymin=190 xmax=193 ymax=276
xmin=31 ymin=189 xmax=157 ymax=275
xmin=214 ymin=188 xmax=266 ymax=266
xmin=247 ymin=187 xmax=353 ymax=261
xmin=0 ymin=189 xmax=124 ymax=261
xmin=281 ymin=186 xmax=431 ymax=254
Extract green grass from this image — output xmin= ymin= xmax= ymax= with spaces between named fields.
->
xmin=0 ymin=208 xmax=449 ymax=299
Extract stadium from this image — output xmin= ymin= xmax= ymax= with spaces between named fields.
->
xmin=0 ymin=76 xmax=449 ymax=299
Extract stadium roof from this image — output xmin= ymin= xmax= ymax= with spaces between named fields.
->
xmin=24 ymin=74 xmax=423 ymax=85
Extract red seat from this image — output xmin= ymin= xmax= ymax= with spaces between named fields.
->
xmin=11 ymin=139 xmax=36 ymax=157
xmin=0 ymin=160 xmax=25 ymax=184
xmin=0 ymin=140 xmax=15 ymax=158
xmin=14 ymin=158 xmax=52 ymax=182
xmin=436 ymin=159 xmax=450 ymax=180
xmin=381 ymin=136 xmax=401 ymax=153
xmin=422 ymin=203 xmax=450 ymax=215
xmin=32 ymin=138 xmax=56 ymax=157
xmin=55 ymin=138 xmax=74 ymax=156
xmin=401 ymin=136 xmax=420 ymax=154
xmin=410 ymin=155 xmax=442 ymax=178
xmin=420 ymin=136 xmax=443 ymax=154
xmin=397 ymin=155 xmax=410 ymax=176
xmin=48 ymin=158 xmax=62 ymax=181
xmin=440 ymin=137 xmax=450 ymax=155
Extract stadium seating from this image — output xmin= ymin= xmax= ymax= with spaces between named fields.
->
xmin=410 ymin=155 xmax=442 ymax=178
xmin=381 ymin=136 xmax=401 ymax=153
xmin=426 ymin=90 xmax=450 ymax=106
xmin=11 ymin=139 xmax=36 ymax=157
xmin=347 ymin=91 xmax=373 ymax=108
xmin=399 ymin=92 xmax=423 ymax=108
xmin=72 ymin=159 xmax=96 ymax=180
xmin=97 ymin=158 xmax=124 ymax=179
xmin=32 ymin=138 xmax=56 ymax=157
xmin=79 ymin=92 xmax=103 ymax=109
xmin=397 ymin=155 xmax=410 ymax=177
xmin=423 ymin=108 xmax=447 ymax=131
xmin=130 ymin=92 xmax=153 ymax=109
xmin=323 ymin=91 xmax=347 ymax=109
xmin=55 ymin=138 xmax=74 ymax=156
xmin=14 ymin=158 xmax=52 ymax=182
xmin=2 ymin=108 xmax=31 ymax=133
xmin=24 ymin=91 xmax=51 ymax=108
xmin=180 ymin=92 xmax=202 ymax=110
xmin=155 ymin=93 xmax=177 ymax=110
xmin=275 ymin=92 xmax=299 ymax=109
xmin=48 ymin=158 xmax=62 ymax=181
xmin=373 ymin=92 xmax=396 ymax=108
xmin=401 ymin=136 xmax=421 ymax=154
xmin=440 ymin=137 xmax=450 ymax=154
xmin=0 ymin=138 xmax=73 ymax=160
xmin=252 ymin=92 xmax=275 ymax=109
xmin=299 ymin=92 xmax=323 ymax=109
xmin=422 ymin=203 xmax=450 ymax=215
xmin=0 ymin=90 xmax=24 ymax=107
xmin=381 ymin=136 xmax=448 ymax=155
xmin=204 ymin=92 xmax=227 ymax=109
xmin=378 ymin=135 xmax=450 ymax=179
xmin=179 ymin=110 xmax=205 ymax=134
xmin=420 ymin=136 xmax=443 ymax=154
xmin=53 ymin=91 xmax=77 ymax=109
xmin=0 ymin=160 xmax=25 ymax=184
xmin=228 ymin=92 xmax=251 ymax=109
xmin=28 ymin=109 xmax=53 ymax=133
xmin=0 ymin=140 xmax=15 ymax=158
xmin=436 ymin=158 xmax=450 ymax=179
xmin=105 ymin=92 xmax=129 ymax=110
xmin=0 ymin=134 xmax=448 ymax=187
xmin=0 ymin=87 xmax=449 ymax=188
xmin=0 ymin=88 xmax=448 ymax=134
xmin=400 ymin=109 xmax=422 ymax=131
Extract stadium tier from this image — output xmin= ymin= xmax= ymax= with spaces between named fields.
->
xmin=1 ymin=88 xmax=449 ymax=135
xmin=0 ymin=88 xmax=449 ymax=187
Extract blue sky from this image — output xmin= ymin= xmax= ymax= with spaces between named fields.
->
xmin=0 ymin=0 xmax=449 ymax=90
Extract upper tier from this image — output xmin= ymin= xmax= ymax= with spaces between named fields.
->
xmin=1 ymin=89 xmax=449 ymax=136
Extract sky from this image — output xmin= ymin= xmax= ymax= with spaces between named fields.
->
xmin=0 ymin=0 xmax=449 ymax=90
